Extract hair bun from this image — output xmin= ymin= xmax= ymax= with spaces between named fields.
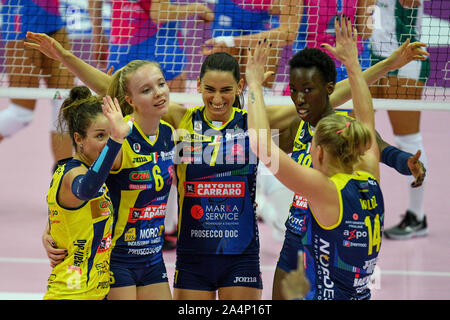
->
xmin=69 ymin=86 xmax=91 ymax=101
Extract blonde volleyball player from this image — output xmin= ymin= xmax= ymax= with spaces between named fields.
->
xmin=246 ymin=18 xmax=383 ymax=300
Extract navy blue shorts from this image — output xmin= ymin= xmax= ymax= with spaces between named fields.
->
xmin=109 ymin=261 xmax=168 ymax=288
xmin=174 ymin=253 xmax=263 ymax=291
xmin=277 ymin=229 xmax=317 ymax=300
xmin=276 ymin=229 xmax=303 ymax=272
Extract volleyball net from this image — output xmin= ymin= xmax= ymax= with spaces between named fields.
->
xmin=0 ymin=0 xmax=448 ymax=111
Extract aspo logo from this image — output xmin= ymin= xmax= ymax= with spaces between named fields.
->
xmin=343 ymin=229 xmax=367 ymax=240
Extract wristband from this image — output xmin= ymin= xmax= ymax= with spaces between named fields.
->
xmin=381 ymin=145 xmax=412 ymax=175
xmin=214 ymin=36 xmax=235 ymax=48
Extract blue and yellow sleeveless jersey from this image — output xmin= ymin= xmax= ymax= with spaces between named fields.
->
xmin=106 ymin=116 xmax=176 ymax=267
xmin=286 ymin=110 xmax=351 ymax=236
xmin=175 ymin=106 xmax=259 ymax=255
xmin=44 ymin=159 xmax=113 ymax=300
xmin=303 ymin=171 xmax=384 ymax=300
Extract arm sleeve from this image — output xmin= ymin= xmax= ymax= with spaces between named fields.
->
xmin=380 ymin=145 xmax=412 ymax=175
xmin=71 ymin=138 xmax=122 ymax=200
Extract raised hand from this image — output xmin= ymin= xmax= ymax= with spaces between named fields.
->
xmin=245 ymin=39 xmax=273 ymax=88
xmin=24 ymin=32 xmax=68 ymax=62
xmin=386 ymin=39 xmax=430 ymax=72
xmin=102 ymin=96 xmax=132 ymax=143
xmin=195 ymin=3 xmax=214 ymax=23
xmin=320 ymin=15 xmax=359 ymax=67
xmin=408 ymin=150 xmax=426 ymax=188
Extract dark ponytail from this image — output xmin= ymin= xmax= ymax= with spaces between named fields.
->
xmin=58 ymin=86 xmax=103 ymax=149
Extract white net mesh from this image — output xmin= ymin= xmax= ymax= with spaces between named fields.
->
xmin=0 ymin=0 xmax=448 ymax=110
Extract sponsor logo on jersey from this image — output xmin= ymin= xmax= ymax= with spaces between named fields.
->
xmin=128 ymin=203 xmax=167 ymax=223
xmin=131 ymin=152 xmax=158 ymax=164
xmin=97 ymin=233 xmax=112 ymax=253
xmin=190 ymin=205 xmax=204 ymax=220
xmin=184 ymin=181 xmax=245 ymax=197
xmin=124 ymin=228 xmax=136 ymax=241
xmin=316 ymin=237 xmax=335 ymax=299
xmin=129 ymin=184 xmax=152 ymax=190
xmin=129 ymin=170 xmax=152 ymax=182
xmin=292 ymin=194 xmax=308 ymax=209
xmin=133 ymin=143 xmax=141 ymax=153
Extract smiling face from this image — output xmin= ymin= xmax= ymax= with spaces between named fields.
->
xmin=197 ymin=70 xmax=244 ymax=123
xmin=125 ymin=64 xmax=170 ymax=118
xmin=75 ymin=113 xmax=110 ymax=165
xmin=289 ymin=66 xmax=335 ymax=127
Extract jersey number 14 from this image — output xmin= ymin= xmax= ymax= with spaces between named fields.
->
xmin=364 ymin=214 xmax=381 ymax=256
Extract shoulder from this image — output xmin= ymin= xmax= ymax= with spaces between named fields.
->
xmin=163 ymin=102 xmax=190 ymax=129
xmin=177 ymin=105 xmax=205 ymax=129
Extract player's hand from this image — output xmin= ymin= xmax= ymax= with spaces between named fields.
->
xmin=245 ymin=39 xmax=272 ymax=88
xmin=195 ymin=3 xmax=214 ymax=23
xmin=102 ymin=95 xmax=132 ymax=143
xmin=42 ymin=233 xmax=67 ymax=268
xmin=321 ymin=15 xmax=359 ymax=68
xmin=281 ymin=251 xmax=310 ymax=300
xmin=24 ymin=32 xmax=68 ymax=62
xmin=408 ymin=150 xmax=426 ymax=188
xmin=202 ymin=38 xmax=233 ymax=56
xmin=386 ymin=39 xmax=429 ymax=72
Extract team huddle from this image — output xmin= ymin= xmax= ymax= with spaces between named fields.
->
xmin=0 ymin=0 xmax=430 ymax=300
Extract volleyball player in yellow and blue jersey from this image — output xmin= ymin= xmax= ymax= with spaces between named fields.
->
xmin=246 ymin=18 xmax=388 ymax=300
xmin=105 ymin=109 xmax=176 ymax=298
xmin=27 ymin=28 xmax=428 ymax=300
xmin=36 ymin=57 xmax=176 ymax=300
xmin=269 ymin=21 xmax=429 ymax=299
xmin=44 ymin=86 xmax=129 ymax=300
xmin=91 ymin=60 xmax=175 ymax=300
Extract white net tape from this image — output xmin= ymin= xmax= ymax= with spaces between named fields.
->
xmin=0 ymin=0 xmax=448 ymax=111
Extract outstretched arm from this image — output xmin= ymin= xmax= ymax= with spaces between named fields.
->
xmin=377 ymin=132 xmax=426 ymax=187
xmin=25 ymin=32 xmax=111 ymax=95
xmin=246 ymin=40 xmax=340 ymax=227
xmin=24 ymin=32 xmax=187 ymax=128
xmin=322 ymin=16 xmax=379 ymax=179
xmin=330 ymin=38 xmax=429 ymax=107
